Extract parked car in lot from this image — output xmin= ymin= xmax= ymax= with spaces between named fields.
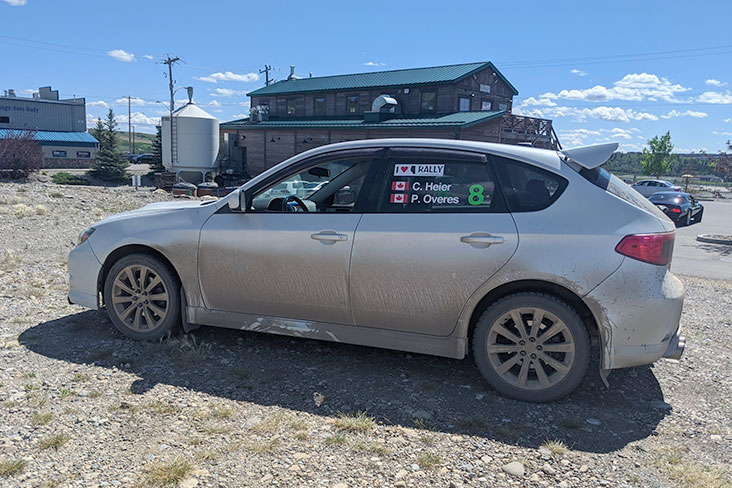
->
xmin=133 ymin=153 xmax=154 ymax=165
xmin=648 ymin=191 xmax=703 ymax=226
xmin=68 ymin=139 xmax=685 ymax=402
xmin=631 ymin=179 xmax=683 ymax=197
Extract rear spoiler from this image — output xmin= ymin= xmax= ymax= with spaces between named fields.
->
xmin=559 ymin=142 xmax=619 ymax=170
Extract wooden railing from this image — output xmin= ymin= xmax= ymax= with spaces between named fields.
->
xmin=499 ymin=115 xmax=561 ymax=149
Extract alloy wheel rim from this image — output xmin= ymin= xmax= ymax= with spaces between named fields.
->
xmin=486 ymin=307 xmax=575 ymax=390
xmin=111 ymin=265 xmax=169 ymax=332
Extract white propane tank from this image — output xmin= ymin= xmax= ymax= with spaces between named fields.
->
xmin=161 ymin=103 xmax=219 ymax=174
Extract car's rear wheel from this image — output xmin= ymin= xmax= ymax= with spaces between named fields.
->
xmin=695 ymin=209 xmax=703 ymax=223
xmin=104 ymin=254 xmax=180 ymax=340
xmin=684 ymin=211 xmax=691 ymax=226
xmin=472 ymin=293 xmax=590 ymax=402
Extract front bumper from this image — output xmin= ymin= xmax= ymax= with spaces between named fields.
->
xmin=67 ymin=240 xmax=102 ymax=310
xmin=585 ymin=258 xmax=685 ymax=370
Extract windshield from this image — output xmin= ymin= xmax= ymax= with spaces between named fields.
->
xmin=649 ymin=193 xmax=685 ymax=204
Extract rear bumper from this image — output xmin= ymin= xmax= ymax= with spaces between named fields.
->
xmin=584 ymin=259 xmax=685 ymax=370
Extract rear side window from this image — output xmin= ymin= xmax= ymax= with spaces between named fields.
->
xmin=376 ymin=149 xmax=504 ymax=213
xmin=576 ymin=166 xmax=665 ymax=216
xmin=492 ymin=156 xmax=567 ymax=212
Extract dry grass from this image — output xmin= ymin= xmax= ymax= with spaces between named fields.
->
xmin=0 ymin=249 xmax=21 ymax=272
xmin=541 ymin=439 xmax=570 ymax=455
xmin=416 ymin=452 xmax=441 ymax=470
xmin=147 ymin=401 xmax=181 ymax=415
xmin=71 ymin=373 xmax=90 ymax=382
xmin=38 ymin=434 xmax=68 ymax=451
xmin=333 ymin=411 xmax=375 ymax=433
xmin=13 ymin=203 xmax=31 ymax=218
xmin=350 ymin=440 xmax=391 ymax=456
xmin=164 ymin=336 xmax=211 ymax=366
xmin=324 ymin=434 xmax=348 ymax=446
xmin=655 ymin=448 xmax=732 ymax=488
xmin=31 ymin=412 xmax=53 ymax=426
xmin=208 ymin=404 xmax=234 ymax=420
xmin=35 ymin=205 xmax=47 ymax=215
xmin=250 ymin=412 xmax=287 ymax=434
xmin=247 ymin=438 xmax=280 ymax=454
xmin=0 ymin=458 xmax=26 ymax=477
xmin=141 ymin=457 xmax=193 ymax=487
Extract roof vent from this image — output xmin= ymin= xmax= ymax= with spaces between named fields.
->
xmin=288 ymin=65 xmax=297 ymax=80
xmin=371 ymin=94 xmax=398 ymax=112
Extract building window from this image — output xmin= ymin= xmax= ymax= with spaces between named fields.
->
xmin=287 ymin=98 xmax=296 ymax=115
xmin=52 ymin=150 xmax=67 ymax=158
xmin=421 ymin=91 xmax=436 ymax=112
xmin=0 ymin=116 xmax=9 ymax=123
xmin=480 ymin=83 xmax=491 ymax=93
xmin=314 ymin=97 xmax=326 ymax=115
xmin=346 ymin=95 xmax=359 ymax=114
xmin=481 ymin=100 xmax=492 ymax=111
xmin=498 ymin=103 xmax=508 ymax=111
xmin=76 ymin=151 xmax=91 ymax=158
xmin=459 ymin=97 xmax=471 ymax=112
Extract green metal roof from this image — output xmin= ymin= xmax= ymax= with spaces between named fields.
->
xmin=247 ymin=62 xmax=518 ymax=97
xmin=0 ymin=129 xmax=98 ymax=146
xmin=220 ymin=110 xmax=506 ymax=130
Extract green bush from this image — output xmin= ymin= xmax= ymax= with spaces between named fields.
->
xmin=52 ymin=172 xmax=89 ymax=185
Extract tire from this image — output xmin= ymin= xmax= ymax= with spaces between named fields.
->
xmin=695 ymin=209 xmax=703 ymax=223
xmin=104 ymin=253 xmax=181 ymax=340
xmin=472 ymin=292 xmax=590 ymax=402
xmin=684 ymin=211 xmax=691 ymax=226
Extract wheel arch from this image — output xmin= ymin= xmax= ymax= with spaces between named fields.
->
xmin=465 ymin=280 xmax=600 ymax=353
xmin=97 ymin=244 xmax=182 ymax=306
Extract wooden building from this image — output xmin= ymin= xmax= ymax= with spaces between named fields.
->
xmin=220 ymin=62 xmax=559 ymax=177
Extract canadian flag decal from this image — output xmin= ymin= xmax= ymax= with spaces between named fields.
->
xmin=390 ymin=193 xmax=407 ymax=204
xmin=392 ymin=181 xmax=409 ymax=191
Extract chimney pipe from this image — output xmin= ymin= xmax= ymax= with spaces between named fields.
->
xmin=288 ymin=65 xmax=296 ymax=80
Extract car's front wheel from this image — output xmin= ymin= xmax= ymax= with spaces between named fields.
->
xmin=104 ymin=254 xmax=180 ymax=340
xmin=472 ymin=293 xmax=590 ymax=402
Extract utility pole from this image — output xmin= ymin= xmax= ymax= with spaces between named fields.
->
xmin=132 ymin=126 xmax=136 ymax=154
xmin=260 ymin=65 xmax=274 ymax=86
xmin=160 ymin=55 xmax=182 ymax=166
xmin=122 ymin=95 xmax=133 ymax=153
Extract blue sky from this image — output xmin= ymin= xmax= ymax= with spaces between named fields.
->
xmin=2 ymin=0 xmax=732 ymax=153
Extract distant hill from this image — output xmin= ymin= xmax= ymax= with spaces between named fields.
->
xmin=87 ymin=129 xmax=156 ymax=154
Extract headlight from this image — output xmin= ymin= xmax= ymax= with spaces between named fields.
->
xmin=78 ymin=227 xmax=96 ymax=245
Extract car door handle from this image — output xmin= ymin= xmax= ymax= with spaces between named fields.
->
xmin=311 ymin=232 xmax=348 ymax=242
xmin=460 ymin=234 xmax=504 ymax=246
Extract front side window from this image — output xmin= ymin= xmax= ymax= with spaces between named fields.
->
xmin=459 ymin=97 xmax=471 ymax=112
xmin=287 ymin=98 xmax=296 ymax=115
xmin=52 ymin=150 xmax=67 ymax=157
xmin=421 ymin=91 xmax=436 ymax=112
xmin=493 ymin=156 xmax=567 ymax=212
xmin=346 ymin=95 xmax=358 ymax=113
xmin=314 ymin=97 xmax=326 ymax=115
xmin=377 ymin=150 xmax=501 ymax=213
xmin=250 ymin=156 xmax=374 ymax=213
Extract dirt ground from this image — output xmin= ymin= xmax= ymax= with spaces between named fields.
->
xmin=0 ymin=181 xmax=730 ymax=488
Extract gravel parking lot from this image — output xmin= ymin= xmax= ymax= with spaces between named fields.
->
xmin=0 ymin=181 xmax=730 ymax=488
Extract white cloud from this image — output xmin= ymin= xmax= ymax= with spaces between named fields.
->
xmin=211 ymin=88 xmax=244 ymax=97
xmin=115 ymin=96 xmax=145 ymax=106
xmin=559 ymin=127 xmax=642 ymax=146
xmin=107 ymin=49 xmax=136 ymax=63
xmin=712 ymin=130 xmax=732 ymax=136
xmin=540 ymin=73 xmax=690 ymax=103
xmin=231 ymin=113 xmax=249 ymax=119
xmin=364 ymin=61 xmax=386 ymax=67
xmin=570 ymin=69 xmax=587 ymax=77
xmin=697 ymin=91 xmax=732 ymax=104
xmin=143 ymin=54 xmax=154 ymax=60
xmin=115 ymin=112 xmax=161 ymax=127
xmin=705 ymin=79 xmax=727 ymax=87
xmin=518 ymin=96 xmax=557 ymax=107
xmin=87 ymin=100 xmax=110 ymax=108
xmin=207 ymin=100 xmax=221 ymax=107
xmin=197 ymin=71 xmax=259 ymax=83
xmin=2 ymin=0 xmax=27 ymax=5
xmin=541 ymin=106 xmax=658 ymax=123
xmin=725 ymin=118 xmax=731 ymax=123
xmin=661 ymin=109 xmax=708 ymax=119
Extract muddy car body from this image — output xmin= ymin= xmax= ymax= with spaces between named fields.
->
xmin=68 ymin=139 xmax=685 ymax=402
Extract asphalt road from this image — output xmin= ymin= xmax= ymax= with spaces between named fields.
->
xmin=671 ymin=200 xmax=732 ymax=280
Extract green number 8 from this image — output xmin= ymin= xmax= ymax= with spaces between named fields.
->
xmin=468 ymin=184 xmax=484 ymax=206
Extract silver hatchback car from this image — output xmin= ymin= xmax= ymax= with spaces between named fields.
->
xmin=68 ymin=139 xmax=685 ymax=402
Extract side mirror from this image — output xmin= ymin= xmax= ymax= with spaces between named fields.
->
xmin=228 ymin=188 xmax=248 ymax=212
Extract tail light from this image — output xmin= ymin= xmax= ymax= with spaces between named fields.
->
xmin=615 ymin=232 xmax=675 ymax=266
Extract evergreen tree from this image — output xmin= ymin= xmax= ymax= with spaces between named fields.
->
xmin=90 ymin=109 xmax=130 ymax=184
xmin=149 ymin=124 xmax=165 ymax=173
xmin=641 ymin=131 xmax=675 ymax=178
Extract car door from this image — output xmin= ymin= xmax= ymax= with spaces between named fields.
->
xmin=197 ymin=149 xmax=381 ymax=324
xmin=349 ymin=147 xmax=519 ymax=336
